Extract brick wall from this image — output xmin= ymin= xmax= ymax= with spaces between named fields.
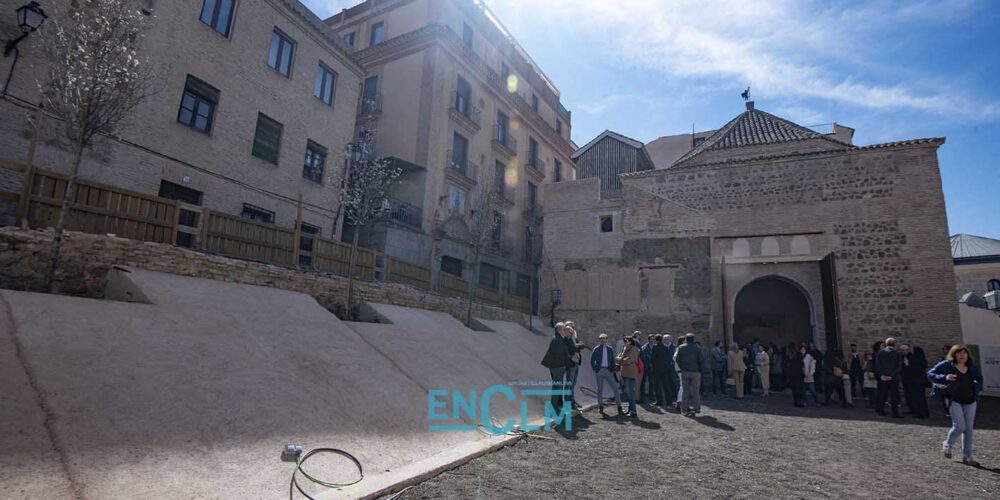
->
xmin=0 ymin=227 xmax=528 ymax=325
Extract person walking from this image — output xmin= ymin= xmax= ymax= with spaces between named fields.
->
xmin=675 ymin=333 xmax=704 ymax=415
xmin=875 ymin=337 xmax=903 ymax=418
xmin=848 ymin=343 xmax=864 ymax=399
xmin=802 ymin=345 xmax=820 ymax=407
xmin=727 ymin=343 xmax=746 ymax=399
xmin=711 ymin=341 xmax=727 ymax=395
xmin=590 ymin=333 xmax=624 ymax=416
xmin=540 ymin=322 xmax=571 ymax=413
xmin=902 ymin=346 xmax=930 ymax=418
xmin=928 ymin=345 xmax=983 ymax=466
xmin=616 ymin=337 xmax=640 ymax=418
xmin=650 ymin=335 xmax=674 ymax=408
xmin=755 ymin=345 xmax=771 ymax=396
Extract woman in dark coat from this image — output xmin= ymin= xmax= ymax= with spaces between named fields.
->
xmin=786 ymin=343 xmax=806 ymax=407
xmin=902 ymin=345 xmax=930 ymax=418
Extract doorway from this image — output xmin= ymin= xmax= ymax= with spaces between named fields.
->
xmin=733 ymin=276 xmax=814 ymax=348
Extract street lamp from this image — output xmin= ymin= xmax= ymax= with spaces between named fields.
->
xmin=3 ymin=2 xmax=48 ymax=96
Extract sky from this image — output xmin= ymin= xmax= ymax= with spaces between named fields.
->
xmin=304 ymin=0 xmax=1000 ymax=238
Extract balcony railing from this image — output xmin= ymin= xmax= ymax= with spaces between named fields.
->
xmin=446 ymin=149 xmax=479 ymax=187
xmin=525 ymin=157 xmax=545 ymax=179
xmin=486 ymin=239 xmax=514 ymax=258
xmin=492 ymin=125 xmax=518 ymax=157
xmin=358 ymin=93 xmax=382 ymax=116
xmin=449 ymin=91 xmax=481 ymax=131
xmin=385 ymin=197 xmax=422 ymax=228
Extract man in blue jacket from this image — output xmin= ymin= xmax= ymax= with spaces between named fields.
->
xmin=875 ymin=337 xmax=903 ymax=418
xmin=640 ymin=333 xmax=655 ymax=404
xmin=711 ymin=341 xmax=727 ymax=395
xmin=590 ymin=333 xmax=623 ymax=415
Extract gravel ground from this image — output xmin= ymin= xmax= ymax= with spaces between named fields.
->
xmin=387 ymin=391 xmax=1000 ymax=500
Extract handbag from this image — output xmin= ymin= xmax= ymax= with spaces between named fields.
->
xmin=930 ymin=381 xmax=957 ymax=398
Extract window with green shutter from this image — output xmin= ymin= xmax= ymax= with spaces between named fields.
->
xmin=252 ymin=113 xmax=283 ymax=164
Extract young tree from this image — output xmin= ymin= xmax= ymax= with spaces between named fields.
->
xmin=463 ymin=180 xmax=502 ymax=326
xmin=341 ymin=129 xmax=401 ymax=319
xmin=39 ymin=0 xmax=157 ymax=291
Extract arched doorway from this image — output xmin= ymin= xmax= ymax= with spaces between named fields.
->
xmin=733 ymin=277 xmax=814 ymax=348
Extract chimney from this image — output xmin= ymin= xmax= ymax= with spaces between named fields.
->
xmin=745 ymin=101 xmax=754 ymax=111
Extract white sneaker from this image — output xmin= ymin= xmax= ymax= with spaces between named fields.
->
xmin=942 ymin=443 xmax=952 ymax=459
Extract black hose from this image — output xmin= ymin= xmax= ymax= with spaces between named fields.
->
xmin=289 ymin=447 xmax=364 ymax=500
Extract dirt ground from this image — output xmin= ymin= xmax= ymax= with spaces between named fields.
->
xmin=385 ymin=390 xmax=1000 ymax=500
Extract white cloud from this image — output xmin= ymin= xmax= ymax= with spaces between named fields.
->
xmin=573 ymin=93 xmax=656 ymax=114
xmin=489 ymin=0 xmax=999 ymax=120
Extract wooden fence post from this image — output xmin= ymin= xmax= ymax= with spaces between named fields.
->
xmin=292 ymin=193 xmax=302 ymax=267
xmin=170 ymin=200 xmax=181 ymax=245
xmin=16 ymin=106 xmax=44 ymax=226
xmin=200 ymin=208 xmax=211 ymax=249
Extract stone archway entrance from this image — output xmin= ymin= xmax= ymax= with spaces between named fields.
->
xmin=733 ymin=277 xmax=814 ymax=348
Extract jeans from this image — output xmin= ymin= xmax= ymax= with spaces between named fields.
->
xmin=549 ymin=367 xmax=566 ymax=411
xmin=595 ymin=368 xmax=621 ymax=408
xmin=712 ymin=369 xmax=726 ymax=394
xmin=805 ymin=381 xmax=820 ymax=405
xmin=681 ymin=371 xmax=701 ymax=412
xmin=640 ymin=368 xmax=654 ymax=401
xmin=623 ymin=377 xmax=637 ymax=413
xmin=566 ymin=365 xmax=579 ymax=404
xmin=946 ymin=401 xmax=977 ymax=459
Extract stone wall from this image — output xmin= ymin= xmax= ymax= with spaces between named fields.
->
xmin=0 ymin=227 xmax=528 ymax=326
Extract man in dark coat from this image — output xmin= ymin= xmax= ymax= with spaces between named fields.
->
xmin=875 ymin=337 xmax=903 ymax=418
xmin=650 ymin=334 xmax=675 ymax=407
xmin=848 ymin=343 xmax=864 ymax=398
xmin=541 ymin=322 xmax=570 ymax=412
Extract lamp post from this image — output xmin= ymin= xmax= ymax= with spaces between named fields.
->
xmin=3 ymin=2 xmax=48 ymax=96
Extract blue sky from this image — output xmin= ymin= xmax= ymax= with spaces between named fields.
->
xmin=304 ymin=0 xmax=1000 ymax=238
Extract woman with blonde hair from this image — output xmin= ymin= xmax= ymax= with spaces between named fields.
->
xmin=727 ymin=343 xmax=747 ymax=399
xmin=928 ymin=345 xmax=983 ymax=465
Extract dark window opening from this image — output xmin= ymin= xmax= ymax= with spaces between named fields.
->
xmin=600 ymin=215 xmax=613 ymax=233
xmin=313 ymin=63 xmax=336 ymax=105
xmin=494 ymin=161 xmax=506 ymax=193
xmin=451 ymin=133 xmax=468 ymax=172
xmin=176 ymin=232 xmax=195 ymax=248
xmin=241 ymin=203 xmax=274 ymax=223
xmin=556 ymin=118 xmax=562 ymax=136
xmin=343 ymin=32 xmax=355 ymax=46
xmin=298 ymin=222 xmax=320 ymax=267
xmin=553 ymin=159 xmax=562 ymax=182
xmin=495 ymin=111 xmax=509 ymax=144
xmin=462 ymin=23 xmax=473 ymax=47
xmin=370 ymin=21 xmax=384 ymax=46
xmin=441 ymin=256 xmax=463 ymax=277
xmin=527 ymin=137 xmax=538 ymax=167
xmin=516 ymin=273 xmax=531 ymax=297
xmin=200 ymin=0 xmax=235 ymax=37
xmin=252 ymin=113 xmax=283 ymax=164
xmin=479 ymin=263 xmax=503 ymax=290
xmin=989 ymin=279 xmax=1000 ymax=292
xmin=303 ymin=140 xmax=326 ymax=183
xmin=523 ymin=226 xmax=533 ymax=262
xmin=158 ymin=180 xmax=203 ymax=206
xmin=455 ymin=76 xmax=471 ymax=116
xmin=531 ymin=94 xmax=539 ymax=113
xmin=526 ymin=183 xmax=537 ymax=213
xmin=177 ymin=209 xmax=200 ymax=227
xmin=491 ymin=211 xmax=503 ymax=244
xmin=177 ymin=75 xmax=219 ymax=134
xmin=268 ymin=29 xmax=295 ymax=77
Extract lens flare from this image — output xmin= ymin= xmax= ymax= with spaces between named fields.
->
xmin=506 ymin=74 xmax=518 ymax=93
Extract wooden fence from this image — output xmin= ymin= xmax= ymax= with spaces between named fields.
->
xmin=202 ymin=210 xmax=296 ymax=266
xmin=387 ymin=256 xmax=430 ymax=289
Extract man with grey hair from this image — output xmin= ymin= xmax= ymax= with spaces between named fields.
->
xmin=590 ymin=333 xmax=623 ymax=415
xmin=675 ymin=333 xmax=705 ymax=415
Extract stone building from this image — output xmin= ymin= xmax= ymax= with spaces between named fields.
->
xmin=952 ymin=233 xmax=1000 ymax=298
xmin=324 ymin=0 xmax=575 ymax=306
xmin=542 ymin=102 xmax=961 ymax=353
xmin=0 ymin=0 xmax=363 ymax=244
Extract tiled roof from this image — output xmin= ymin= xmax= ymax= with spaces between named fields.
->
xmin=951 ymin=233 xmax=1000 ymax=259
xmin=672 ymin=105 xmax=852 ymax=166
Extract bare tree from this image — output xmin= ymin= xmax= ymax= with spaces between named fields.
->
xmin=39 ymin=0 xmax=157 ymax=291
xmin=463 ymin=180 xmax=502 ymax=326
xmin=341 ymin=128 xmax=401 ymax=319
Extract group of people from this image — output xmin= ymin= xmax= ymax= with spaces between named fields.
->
xmin=541 ymin=325 xmax=985 ymax=466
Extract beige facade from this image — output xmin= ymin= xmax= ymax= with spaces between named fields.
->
xmin=0 ymin=0 xmax=363 ymax=241
xmin=543 ymin=104 xmax=961 ymax=354
xmin=326 ymin=0 xmax=574 ymax=305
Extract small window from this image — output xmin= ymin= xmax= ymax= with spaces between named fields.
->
xmin=496 ymin=111 xmax=509 ymax=144
xmin=455 ymin=76 xmax=471 ymax=116
xmin=177 ymin=75 xmax=219 ymax=134
xmin=526 ymin=183 xmax=537 ymax=213
xmin=556 ymin=118 xmax=562 ymax=136
xmin=448 ymin=186 xmax=466 ymax=215
xmin=200 ymin=0 xmax=236 ymax=37
xmin=531 ymin=94 xmax=539 ymax=113
xmin=989 ymin=279 xmax=1000 ymax=292
xmin=370 ymin=21 xmax=384 ymax=46
xmin=303 ymin=141 xmax=326 ymax=183
xmin=451 ymin=133 xmax=468 ymax=172
xmin=343 ymin=32 xmax=355 ymax=47
xmin=494 ymin=161 xmax=506 ymax=192
xmin=553 ymin=159 xmax=562 ymax=182
xmin=462 ymin=23 xmax=473 ymax=47
xmin=599 ymin=215 xmax=613 ymax=233
xmin=267 ymin=29 xmax=295 ymax=77
xmin=158 ymin=180 xmax=203 ymax=206
xmin=441 ymin=256 xmax=463 ymax=277
xmin=298 ymin=222 xmax=320 ymax=267
xmin=313 ymin=64 xmax=336 ymax=105
xmin=252 ymin=113 xmax=283 ymax=164
xmin=492 ymin=211 xmax=503 ymax=244
xmin=527 ymin=137 xmax=538 ymax=167
xmin=241 ymin=203 xmax=274 ymax=223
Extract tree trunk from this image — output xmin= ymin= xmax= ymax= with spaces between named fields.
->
xmin=45 ymin=144 xmax=85 ymax=293
xmin=345 ymin=225 xmax=360 ymax=320
xmin=465 ymin=247 xmax=481 ymax=326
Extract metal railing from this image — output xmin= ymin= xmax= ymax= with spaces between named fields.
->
xmin=358 ymin=93 xmax=383 ymax=116
xmin=492 ymin=125 xmax=518 ymax=155
xmin=449 ymin=91 xmax=481 ymax=129
xmin=385 ymin=197 xmax=422 ymax=228
xmin=447 ymin=149 xmax=479 ymax=183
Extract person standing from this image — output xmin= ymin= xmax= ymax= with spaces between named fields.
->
xmin=711 ymin=341 xmax=727 ymax=395
xmin=673 ymin=335 xmax=686 ymax=411
xmin=802 ymin=345 xmax=820 ymax=407
xmin=675 ymin=333 xmax=704 ymax=415
xmin=727 ymin=343 xmax=746 ymax=399
xmin=788 ymin=344 xmax=806 ymax=407
xmin=928 ymin=345 xmax=983 ymax=466
xmin=664 ymin=334 xmax=680 ymax=410
xmin=875 ymin=337 xmax=903 ymax=418
xmin=697 ymin=341 xmax=711 ymax=397
xmin=848 ymin=343 xmax=864 ymax=398
xmin=862 ymin=352 xmax=878 ymax=407
xmin=640 ymin=333 xmax=655 ymax=404
xmin=563 ymin=325 xmax=584 ymax=411
xmin=902 ymin=346 xmax=930 ymax=418
xmin=755 ymin=345 xmax=771 ymax=397
xmin=590 ymin=333 xmax=624 ymax=416
xmin=743 ymin=344 xmax=755 ymax=396
xmin=650 ymin=335 xmax=674 ymax=408
xmin=823 ymin=351 xmax=848 ymax=408
xmin=770 ymin=344 xmax=782 ymax=392
xmin=616 ymin=337 xmax=640 ymax=418
xmin=540 ymin=322 xmax=571 ymax=413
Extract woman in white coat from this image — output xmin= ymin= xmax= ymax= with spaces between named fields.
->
xmin=755 ymin=345 xmax=771 ymax=396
